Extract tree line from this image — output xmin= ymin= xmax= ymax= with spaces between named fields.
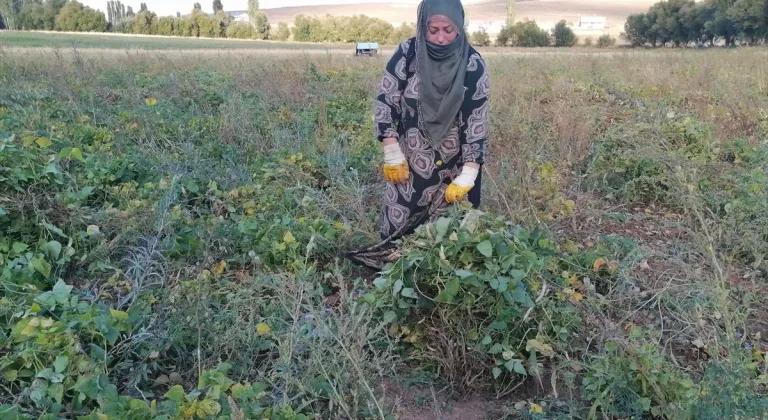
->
xmin=0 ymin=0 xmax=420 ymax=43
xmin=469 ymin=19 xmax=616 ymax=48
xmin=622 ymin=0 xmax=768 ymax=47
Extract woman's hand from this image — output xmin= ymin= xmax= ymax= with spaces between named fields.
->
xmin=445 ymin=163 xmax=479 ymax=203
xmin=382 ymin=138 xmax=409 ymax=184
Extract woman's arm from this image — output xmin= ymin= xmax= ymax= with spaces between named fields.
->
xmin=374 ymin=41 xmax=410 ymax=143
xmin=460 ymin=53 xmax=490 ymax=166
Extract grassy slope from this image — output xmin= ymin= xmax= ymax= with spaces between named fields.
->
xmin=0 ymin=46 xmax=766 ymax=419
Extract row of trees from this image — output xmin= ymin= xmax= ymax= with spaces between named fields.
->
xmin=472 ymin=19 xmax=615 ymax=48
xmin=291 ymin=14 xmax=415 ymax=44
xmin=0 ymin=0 xmax=418 ymax=43
xmin=622 ymin=0 xmax=768 ymax=47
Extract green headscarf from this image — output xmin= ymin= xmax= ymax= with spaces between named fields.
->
xmin=416 ymin=0 xmax=470 ymax=149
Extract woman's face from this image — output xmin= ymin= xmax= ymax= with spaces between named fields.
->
xmin=426 ymin=14 xmax=458 ymax=45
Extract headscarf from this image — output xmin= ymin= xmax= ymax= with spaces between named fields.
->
xmin=416 ymin=0 xmax=470 ymax=149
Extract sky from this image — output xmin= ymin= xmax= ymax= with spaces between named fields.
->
xmin=79 ymin=0 xmax=423 ymax=17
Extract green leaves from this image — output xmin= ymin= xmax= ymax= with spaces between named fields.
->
xmin=58 ymin=147 xmax=85 ymax=162
xmin=42 ymin=241 xmax=62 ymax=260
xmin=436 ymin=277 xmax=460 ymax=302
xmin=434 ymin=216 xmax=451 ymax=243
xmin=29 ymin=256 xmax=52 ymax=278
xmin=35 ymin=279 xmax=73 ymax=309
xmin=504 ymin=359 xmax=527 ymax=375
xmin=476 ymin=240 xmax=493 ymax=257
xmin=53 ymin=355 xmax=69 ymax=374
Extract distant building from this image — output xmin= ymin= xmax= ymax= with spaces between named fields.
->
xmin=576 ymin=16 xmax=606 ymax=30
xmin=466 ymin=20 xmax=505 ymax=36
xmin=226 ymin=10 xmax=249 ymax=22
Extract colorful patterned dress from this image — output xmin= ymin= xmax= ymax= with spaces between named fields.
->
xmin=375 ymin=36 xmax=489 ymax=236
xmin=345 ymin=37 xmax=490 ymax=270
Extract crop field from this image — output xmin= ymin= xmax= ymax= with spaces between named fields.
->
xmin=0 ymin=44 xmax=767 ymax=419
xmin=0 ymin=31 xmax=351 ymax=51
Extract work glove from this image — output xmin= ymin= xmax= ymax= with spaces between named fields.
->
xmin=382 ymin=142 xmax=409 ymax=184
xmin=445 ymin=165 xmax=478 ymax=203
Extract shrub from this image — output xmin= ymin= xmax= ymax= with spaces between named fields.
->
xmin=495 ymin=26 xmax=510 ymax=46
xmin=583 ymin=36 xmax=593 ymax=47
xmin=552 ymin=19 xmax=578 ymax=47
xmin=371 ymin=206 xmax=600 ymax=394
xmin=597 ymin=34 xmax=616 ymax=48
xmin=510 ymin=20 xmax=550 ymax=47
xmin=226 ymin=21 xmax=255 ymax=39
xmin=582 ymin=326 xmax=699 ymax=418
xmin=471 ymin=28 xmax=491 ymax=46
xmin=274 ymin=22 xmax=291 ymax=41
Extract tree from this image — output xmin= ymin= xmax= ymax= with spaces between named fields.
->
xmin=176 ymin=11 xmax=180 ymax=17
xmin=212 ymin=0 xmax=222 ymax=13
xmin=552 ymin=19 xmax=577 ymax=46
xmin=292 ymin=14 xmax=312 ymax=41
xmin=0 ymin=12 xmax=4 ymax=29
xmin=140 ymin=2 xmax=147 ymax=11
xmin=495 ymin=25 xmax=510 ymax=46
xmin=388 ymin=21 xmax=415 ymax=44
xmin=193 ymin=2 xmax=201 ymax=10
xmin=0 ymin=0 xmax=24 ymax=30
xmin=511 ymin=20 xmax=550 ymax=47
xmin=126 ymin=5 xmax=133 ymax=16
xmin=471 ymin=28 xmax=491 ymax=46
xmin=273 ymin=21 xmax=290 ymax=40
xmin=505 ymin=0 xmax=515 ymax=27
xmin=18 ymin=1 xmax=45 ymax=30
xmin=131 ymin=9 xmax=156 ymax=34
xmin=20 ymin=0 xmax=69 ymax=31
xmin=55 ymin=0 xmax=107 ymax=32
xmin=226 ymin=21 xmax=253 ymax=38
xmin=727 ymin=0 xmax=767 ymax=43
xmin=107 ymin=0 xmax=127 ymax=24
xmin=251 ymin=10 xmax=268 ymax=39
xmin=247 ymin=0 xmax=258 ymax=27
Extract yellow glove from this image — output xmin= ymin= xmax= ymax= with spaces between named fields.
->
xmin=445 ymin=183 xmax=473 ymax=203
xmin=445 ymin=165 xmax=479 ymax=203
xmin=382 ymin=143 xmax=409 ymax=184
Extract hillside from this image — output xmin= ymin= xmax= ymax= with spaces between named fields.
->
xmin=260 ymin=0 xmax=658 ymax=36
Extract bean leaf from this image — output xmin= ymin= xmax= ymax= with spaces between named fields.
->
xmin=477 ymin=240 xmax=493 ymax=258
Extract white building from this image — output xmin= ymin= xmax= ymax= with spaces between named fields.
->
xmin=226 ymin=10 xmax=250 ymax=22
xmin=466 ymin=20 xmax=505 ymax=36
xmin=576 ymin=16 xmax=606 ymax=30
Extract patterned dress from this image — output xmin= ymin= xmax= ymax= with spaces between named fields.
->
xmin=375 ymin=36 xmax=490 ymax=240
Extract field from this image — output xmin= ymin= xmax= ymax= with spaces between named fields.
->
xmin=0 ymin=41 xmax=767 ymax=419
xmin=0 ymin=31 xmax=351 ymax=51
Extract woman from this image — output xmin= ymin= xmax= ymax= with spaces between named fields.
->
xmin=346 ymin=0 xmax=490 ymax=270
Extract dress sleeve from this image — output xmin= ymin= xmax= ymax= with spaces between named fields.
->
xmin=460 ymin=52 xmax=490 ymax=165
xmin=374 ymin=40 xmax=409 ymax=141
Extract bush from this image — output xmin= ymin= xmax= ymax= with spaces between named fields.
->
xmin=597 ymin=34 xmax=616 ymax=48
xmin=273 ymin=21 xmax=291 ymax=41
xmin=371 ymin=206 xmax=607 ymax=394
xmin=552 ymin=19 xmax=578 ymax=47
xmin=582 ymin=326 xmax=698 ymax=418
xmin=583 ymin=37 xmax=593 ymax=47
xmin=471 ymin=28 xmax=491 ymax=46
xmin=226 ymin=21 xmax=255 ymax=39
xmin=54 ymin=1 xmax=107 ymax=32
xmin=495 ymin=26 xmax=510 ymax=46
xmin=510 ymin=20 xmax=550 ymax=47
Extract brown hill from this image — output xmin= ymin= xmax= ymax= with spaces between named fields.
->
xmin=262 ymin=0 xmax=657 ymax=36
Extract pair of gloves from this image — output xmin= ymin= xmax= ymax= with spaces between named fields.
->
xmin=383 ymin=142 xmax=477 ymax=203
